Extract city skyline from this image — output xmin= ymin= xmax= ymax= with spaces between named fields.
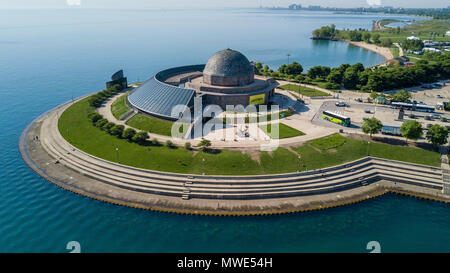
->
xmin=0 ymin=0 xmax=448 ymax=9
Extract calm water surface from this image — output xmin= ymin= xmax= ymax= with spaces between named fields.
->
xmin=0 ymin=8 xmax=447 ymax=252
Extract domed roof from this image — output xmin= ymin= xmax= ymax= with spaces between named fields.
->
xmin=203 ymin=49 xmax=253 ymax=78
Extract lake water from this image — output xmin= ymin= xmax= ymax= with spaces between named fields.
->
xmin=0 ymin=8 xmax=448 ymax=253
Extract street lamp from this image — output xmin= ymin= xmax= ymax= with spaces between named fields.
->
xmin=287 ymin=54 xmax=291 ymax=65
xmin=297 ymin=156 xmax=301 ymax=173
xmin=202 ymin=158 xmax=205 ymax=176
xmin=367 ymin=141 xmax=370 ymax=156
xmin=116 ymin=147 xmax=119 ymax=163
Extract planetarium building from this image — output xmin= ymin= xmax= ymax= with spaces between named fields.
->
xmin=128 ymin=49 xmax=278 ymax=120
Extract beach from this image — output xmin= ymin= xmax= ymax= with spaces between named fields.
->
xmin=346 ymin=40 xmax=394 ymax=61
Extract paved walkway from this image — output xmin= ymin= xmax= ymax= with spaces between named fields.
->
xmin=19 ymin=97 xmax=449 ymax=215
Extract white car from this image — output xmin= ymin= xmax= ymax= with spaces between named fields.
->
xmin=335 ymin=101 xmax=346 ymax=107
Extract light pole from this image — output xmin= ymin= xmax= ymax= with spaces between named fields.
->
xmin=287 ymin=54 xmax=291 ymax=65
xmin=297 ymin=156 xmax=301 ymax=173
xmin=202 ymin=158 xmax=205 ymax=176
xmin=116 ymin=147 xmax=119 ymax=163
xmin=367 ymin=141 xmax=370 ymax=156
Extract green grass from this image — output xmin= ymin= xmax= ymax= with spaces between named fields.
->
xmin=58 ymin=95 xmax=304 ymax=175
xmin=58 ymin=96 xmax=441 ymax=176
xmin=279 ymin=84 xmax=331 ymax=97
xmin=110 ymin=93 xmax=130 ymax=120
xmin=126 ymin=114 xmax=175 ymax=137
xmin=310 ymin=134 xmax=347 ymax=150
xmin=390 ymin=46 xmax=400 ymax=58
xmin=293 ymin=134 xmax=441 ymax=170
xmin=259 ymin=123 xmax=305 ymax=139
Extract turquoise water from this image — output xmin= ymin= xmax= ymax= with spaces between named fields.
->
xmin=0 ymin=8 xmax=448 ymax=253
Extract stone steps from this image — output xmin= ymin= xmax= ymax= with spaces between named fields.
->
xmin=39 ymin=110 xmax=445 ymax=200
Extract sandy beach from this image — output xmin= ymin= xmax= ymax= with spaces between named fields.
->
xmin=346 ymin=40 xmax=394 ymax=62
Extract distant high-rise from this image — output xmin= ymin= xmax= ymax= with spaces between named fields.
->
xmin=289 ymin=4 xmax=302 ymax=10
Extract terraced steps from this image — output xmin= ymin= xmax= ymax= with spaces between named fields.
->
xmin=40 ymin=108 xmax=444 ymax=200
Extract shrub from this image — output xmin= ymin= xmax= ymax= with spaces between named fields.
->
xmin=110 ymin=125 xmax=125 ymax=137
xmin=198 ymin=139 xmax=212 ymax=151
xmin=132 ymin=131 xmax=149 ymax=144
xmin=152 ymin=138 xmax=160 ymax=146
xmin=184 ymin=142 xmax=192 ymax=150
xmin=88 ymin=112 xmax=103 ymax=123
xmin=102 ymin=122 xmax=115 ymax=132
xmin=166 ymin=140 xmax=175 ymax=148
xmin=122 ymin=128 xmax=137 ymax=141
xmin=95 ymin=118 xmax=108 ymax=128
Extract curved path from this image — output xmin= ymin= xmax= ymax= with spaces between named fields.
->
xmin=20 ymin=98 xmax=449 ymax=215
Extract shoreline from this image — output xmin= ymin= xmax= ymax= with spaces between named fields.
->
xmin=18 ymin=97 xmax=449 ymax=216
xmin=312 ymin=37 xmax=394 ymax=63
xmin=345 ymin=40 xmax=394 ymax=61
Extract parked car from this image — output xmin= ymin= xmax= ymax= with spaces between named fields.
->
xmin=422 ymin=84 xmax=433 ymax=89
xmin=432 ymin=83 xmax=443 ymax=89
xmin=437 ymin=95 xmax=443 ymax=99
xmin=335 ymin=101 xmax=346 ymax=107
xmin=364 ymin=109 xmax=372 ymax=114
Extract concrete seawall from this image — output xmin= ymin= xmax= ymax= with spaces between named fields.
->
xmin=19 ymin=98 xmax=450 ymax=216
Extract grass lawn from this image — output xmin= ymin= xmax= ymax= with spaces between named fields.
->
xmin=279 ymin=84 xmax=331 ymax=97
xmin=58 ymin=96 xmax=440 ymax=175
xmin=111 ymin=93 xmax=130 ymax=120
xmin=310 ymin=134 xmax=347 ymax=150
xmin=125 ymin=114 xmax=175 ymax=137
xmin=390 ymin=46 xmax=400 ymax=58
xmin=293 ymin=134 xmax=441 ymax=171
xmin=58 ymin=95 xmax=303 ymax=175
xmin=259 ymin=123 xmax=305 ymax=139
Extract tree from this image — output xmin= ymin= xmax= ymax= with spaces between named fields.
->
xmin=198 ymin=139 xmax=212 ymax=151
xmin=166 ymin=140 xmax=176 ymax=148
xmin=102 ymin=122 xmax=116 ymax=133
xmin=88 ymin=112 xmax=103 ymax=123
xmin=400 ymin=120 xmax=423 ymax=143
xmin=381 ymin=38 xmax=393 ymax=47
xmin=372 ymin=33 xmax=381 ymax=44
xmin=361 ymin=118 xmax=382 ymax=139
xmin=363 ymin=32 xmax=371 ymax=43
xmin=426 ymin=124 xmax=449 ymax=147
xmin=326 ymin=68 xmax=344 ymax=84
xmin=284 ymin=62 xmax=303 ymax=75
xmin=122 ymin=128 xmax=136 ymax=141
xmin=278 ymin=64 xmax=287 ymax=74
xmin=392 ymin=90 xmax=411 ymax=102
xmin=254 ymin=62 xmax=263 ymax=75
xmin=184 ymin=142 xmax=192 ymax=150
xmin=308 ymin=66 xmax=330 ymax=79
xmin=343 ymin=67 xmax=360 ymax=89
xmin=95 ymin=118 xmax=108 ymax=128
xmin=152 ymin=138 xmax=160 ymax=146
xmin=348 ymin=30 xmax=362 ymax=41
xmin=110 ymin=125 xmax=125 ymax=137
xmin=132 ymin=131 xmax=149 ymax=144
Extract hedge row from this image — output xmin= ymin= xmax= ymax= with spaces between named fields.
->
xmin=87 ymin=112 xmax=149 ymax=144
xmin=88 ymin=84 xmax=123 ymax=108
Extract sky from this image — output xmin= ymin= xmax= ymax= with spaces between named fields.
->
xmin=0 ymin=0 xmax=448 ymax=9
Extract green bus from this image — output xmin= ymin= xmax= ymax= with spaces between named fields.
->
xmin=322 ymin=110 xmax=351 ymax=127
